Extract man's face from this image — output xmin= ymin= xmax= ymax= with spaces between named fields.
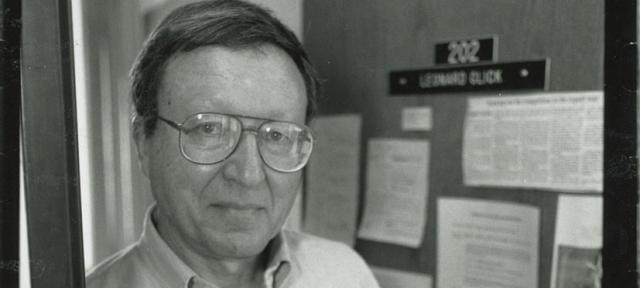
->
xmin=137 ymin=45 xmax=307 ymax=259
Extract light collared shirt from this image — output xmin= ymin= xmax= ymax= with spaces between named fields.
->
xmin=86 ymin=206 xmax=380 ymax=288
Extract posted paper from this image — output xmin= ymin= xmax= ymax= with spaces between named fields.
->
xmin=401 ymin=106 xmax=433 ymax=131
xmin=463 ymin=91 xmax=603 ymax=192
xmin=438 ymin=198 xmax=540 ymax=288
xmin=371 ymin=266 xmax=432 ymax=288
xmin=304 ymin=114 xmax=362 ymax=246
xmin=358 ymin=139 xmax=429 ymax=247
xmin=550 ymin=195 xmax=602 ymax=288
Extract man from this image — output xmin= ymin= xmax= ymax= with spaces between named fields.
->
xmin=86 ymin=1 xmax=380 ymax=287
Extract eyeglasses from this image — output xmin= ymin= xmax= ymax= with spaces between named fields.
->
xmin=156 ymin=112 xmax=315 ymax=173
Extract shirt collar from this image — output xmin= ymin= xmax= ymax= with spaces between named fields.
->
xmin=137 ymin=205 xmax=293 ymax=288
xmin=264 ymin=232 xmax=293 ymax=287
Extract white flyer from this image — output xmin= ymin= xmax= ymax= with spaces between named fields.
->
xmin=550 ymin=195 xmax=602 ymax=288
xmin=438 ymin=198 xmax=540 ymax=288
xmin=401 ymin=106 xmax=433 ymax=131
xmin=357 ymin=139 xmax=429 ymax=247
xmin=463 ymin=91 xmax=603 ymax=192
xmin=304 ymin=114 xmax=362 ymax=246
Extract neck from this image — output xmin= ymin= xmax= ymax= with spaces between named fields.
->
xmin=153 ymin=211 xmax=267 ymax=288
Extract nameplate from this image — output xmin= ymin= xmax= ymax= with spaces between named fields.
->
xmin=389 ymin=60 xmax=548 ymax=95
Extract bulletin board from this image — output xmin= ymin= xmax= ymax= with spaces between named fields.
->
xmin=302 ymin=1 xmax=604 ymax=287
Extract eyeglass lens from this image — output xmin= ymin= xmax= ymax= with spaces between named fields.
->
xmin=178 ymin=113 xmax=313 ymax=172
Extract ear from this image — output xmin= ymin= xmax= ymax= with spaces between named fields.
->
xmin=132 ymin=115 xmax=151 ymax=178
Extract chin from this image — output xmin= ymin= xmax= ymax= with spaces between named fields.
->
xmin=204 ymin=227 xmax=274 ymax=258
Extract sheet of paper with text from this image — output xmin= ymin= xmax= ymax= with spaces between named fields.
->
xmin=463 ymin=91 xmax=603 ymax=192
xmin=304 ymin=114 xmax=362 ymax=246
xmin=401 ymin=106 xmax=433 ymax=131
xmin=550 ymin=195 xmax=602 ymax=288
xmin=437 ymin=198 xmax=540 ymax=288
xmin=358 ymin=138 xmax=430 ymax=248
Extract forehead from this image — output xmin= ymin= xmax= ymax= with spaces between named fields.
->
xmin=157 ymin=45 xmax=307 ymax=123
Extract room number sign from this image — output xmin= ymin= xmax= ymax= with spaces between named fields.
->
xmin=435 ymin=37 xmax=496 ymax=65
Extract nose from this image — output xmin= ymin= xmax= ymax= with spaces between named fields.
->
xmin=221 ymin=131 xmax=266 ymax=187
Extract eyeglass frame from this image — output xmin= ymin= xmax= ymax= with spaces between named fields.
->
xmin=154 ymin=112 xmax=316 ymax=173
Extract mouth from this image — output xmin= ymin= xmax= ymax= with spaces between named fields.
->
xmin=206 ymin=202 xmax=267 ymax=231
xmin=210 ymin=202 xmax=265 ymax=219
xmin=212 ymin=202 xmax=263 ymax=210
